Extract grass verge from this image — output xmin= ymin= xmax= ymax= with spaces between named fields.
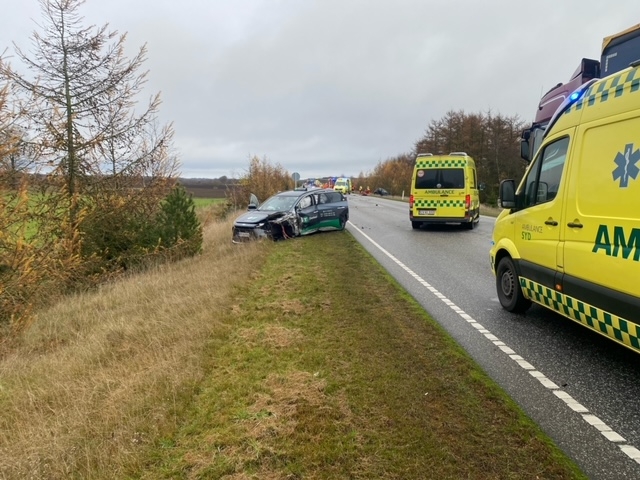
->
xmin=0 ymin=218 xmax=584 ymax=479
xmin=140 ymin=231 xmax=584 ymax=479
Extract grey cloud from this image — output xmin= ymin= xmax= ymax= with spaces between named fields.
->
xmin=3 ymin=0 xmax=638 ymax=178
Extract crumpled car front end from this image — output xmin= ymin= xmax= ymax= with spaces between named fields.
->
xmin=232 ymin=211 xmax=300 ymax=243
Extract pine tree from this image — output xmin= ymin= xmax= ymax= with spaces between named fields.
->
xmin=156 ymin=185 xmax=203 ymax=257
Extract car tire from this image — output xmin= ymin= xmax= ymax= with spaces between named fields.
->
xmin=339 ymin=215 xmax=347 ymax=230
xmin=496 ymin=256 xmax=531 ymax=313
xmin=464 ymin=216 xmax=479 ymax=230
xmin=411 ymin=221 xmax=420 ymax=230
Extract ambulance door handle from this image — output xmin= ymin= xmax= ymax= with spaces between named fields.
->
xmin=545 ymin=218 xmax=558 ymax=226
xmin=567 ymin=220 xmax=583 ymax=228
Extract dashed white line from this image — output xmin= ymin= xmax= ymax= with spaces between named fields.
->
xmin=349 ymin=222 xmax=640 ymax=466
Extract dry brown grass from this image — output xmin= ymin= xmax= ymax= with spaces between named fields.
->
xmin=0 ymin=213 xmax=269 ymax=479
xmin=0 ymin=207 xmax=583 ymax=480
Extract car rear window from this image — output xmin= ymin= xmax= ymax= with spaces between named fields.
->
xmin=414 ymin=169 xmax=464 ymax=189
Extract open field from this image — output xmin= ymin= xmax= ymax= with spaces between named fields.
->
xmin=0 ymin=209 xmax=583 ymax=479
xmin=192 ymin=197 xmax=226 ymax=208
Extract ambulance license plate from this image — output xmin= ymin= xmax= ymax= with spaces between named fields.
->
xmin=419 ymin=209 xmax=436 ymax=216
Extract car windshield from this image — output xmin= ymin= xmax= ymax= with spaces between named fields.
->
xmin=258 ymin=194 xmax=298 ymax=212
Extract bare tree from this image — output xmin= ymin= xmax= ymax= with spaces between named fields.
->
xmin=0 ymin=0 xmax=178 ymax=227
xmin=0 ymin=0 xmax=189 ymax=315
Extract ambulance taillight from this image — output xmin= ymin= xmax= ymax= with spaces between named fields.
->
xmin=465 ymin=194 xmax=471 ymax=210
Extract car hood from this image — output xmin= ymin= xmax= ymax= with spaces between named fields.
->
xmin=234 ymin=210 xmax=285 ymax=226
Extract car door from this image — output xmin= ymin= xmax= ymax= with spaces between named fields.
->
xmin=512 ymin=135 xmax=571 ymax=289
xmin=315 ymin=191 xmax=348 ymax=229
xmin=296 ymin=193 xmax=319 ymax=234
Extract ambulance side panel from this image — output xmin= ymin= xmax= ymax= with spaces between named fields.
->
xmin=561 ymin=108 xmax=640 ymax=324
xmin=509 ymin=67 xmax=640 ymax=351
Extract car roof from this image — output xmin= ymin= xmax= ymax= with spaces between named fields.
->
xmin=278 ymin=188 xmax=336 ymax=197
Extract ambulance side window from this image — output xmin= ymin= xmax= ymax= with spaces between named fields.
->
xmin=522 ymin=137 xmax=569 ymax=208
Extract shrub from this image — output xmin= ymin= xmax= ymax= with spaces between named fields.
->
xmin=155 ymin=185 xmax=203 ymax=258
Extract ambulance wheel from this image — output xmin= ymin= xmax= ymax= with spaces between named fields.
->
xmin=411 ymin=221 xmax=420 ymax=230
xmin=496 ymin=257 xmax=531 ymax=313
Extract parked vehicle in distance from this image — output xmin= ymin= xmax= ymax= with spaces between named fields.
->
xmin=490 ymin=63 xmax=640 ymax=354
xmin=520 ymin=23 xmax=640 ymax=163
xmin=373 ymin=188 xmax=390 ymax=196
xmin=232 ymin=188 xmax=349 ymax=243
xmin=409 ymin=152 xmax=480 ymax=230
xmin=333 ymin=177 xmax=352 ymax=195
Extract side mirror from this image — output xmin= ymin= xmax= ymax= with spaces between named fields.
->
xmin=520 ymin=138 xmax=531 ymax=163
xmin=248 ymin=193 xmax=259 ymax=210
xmin=499 ymin=180 xmax=516 ymax=209
xmin=536 ymin=182 xmax=549 ymax=203
xmin=520 ymin=128 xmax=532 ymax=163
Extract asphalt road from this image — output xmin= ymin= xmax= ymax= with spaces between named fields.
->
xmin=345 ymin=193 xmax=640 ymax=480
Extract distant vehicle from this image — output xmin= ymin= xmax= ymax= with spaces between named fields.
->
xmin=232 ymin=188 xmax=349 ymax=243
xmin=520 ymin=23 xmax=640 ymax=162
xmin=409 ymin=152 xmax=480 ymax=230
xmin=373 ymin=188 xmax=390 ymax=196
xmin=333 ymin=177 xmax=352 ymax=195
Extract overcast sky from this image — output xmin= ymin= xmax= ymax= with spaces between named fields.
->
xmin=1 ymin=1 xmax=639 ymax=179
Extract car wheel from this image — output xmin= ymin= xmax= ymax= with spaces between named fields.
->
xmin=496 ymin=256 xmax=531 ymax=313
xmin=464 ymin=219 xmax=475 ymax=230
xmin=339 ymin=215 xmax=347 ymax=230
xmin=411 ymin=221 xmax=420 ymax=230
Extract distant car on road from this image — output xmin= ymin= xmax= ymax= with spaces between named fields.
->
xmin=232 ymin=188 xmax=349 ymax=243
xmin=373 ymin=188 xmax=390 ymax=196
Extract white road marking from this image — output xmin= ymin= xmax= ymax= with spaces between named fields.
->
xmin=349 ymin=222 xmax=640 ymax=466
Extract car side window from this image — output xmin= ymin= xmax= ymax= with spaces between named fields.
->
xmin=522 ymin=136 xmax=569 ymax=208
xmin=316 ymin=193 xmax=329 ymax=204
xmin=327 ymin=192 xmax=342 ymax=203
xmin=298 ymin=195 xmax=312 ymax=209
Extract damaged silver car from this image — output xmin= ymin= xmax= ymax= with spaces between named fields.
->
xmin=232 ymin=188 xmax=349 ymax=243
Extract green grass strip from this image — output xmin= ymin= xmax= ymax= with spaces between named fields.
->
xmin=139 ymin=230 xmax=585 ymax=479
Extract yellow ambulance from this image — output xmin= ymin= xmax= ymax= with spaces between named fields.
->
xmin=490 ymin=64 xmax=640 ymax=353
xmin=333 ymin=177 xmax=352 ymax=195
xmin=409 ymin=152 xmax=480 ymax=229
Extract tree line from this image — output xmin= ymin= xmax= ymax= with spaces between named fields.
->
xmin=0 ymin=0 xmax=202 ymax=332
xmin=239 ymin=111 xmax=531 ymax=206
xmin=360 ymin=110 xmax=529 ymax=204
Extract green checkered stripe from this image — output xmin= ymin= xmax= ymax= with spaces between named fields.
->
xmin=415 ymin=159 xmax=467 ymax=168
xmin=414 ymin=199 xmax=464 ymax=208
xmin=520 ymin=278 xmax=640 ymax=351
xmin=564 ymin=65 xmax=640 ymax=116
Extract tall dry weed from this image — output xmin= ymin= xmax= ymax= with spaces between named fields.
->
xmin=0 ymin=214 xmax=269 ymax=479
